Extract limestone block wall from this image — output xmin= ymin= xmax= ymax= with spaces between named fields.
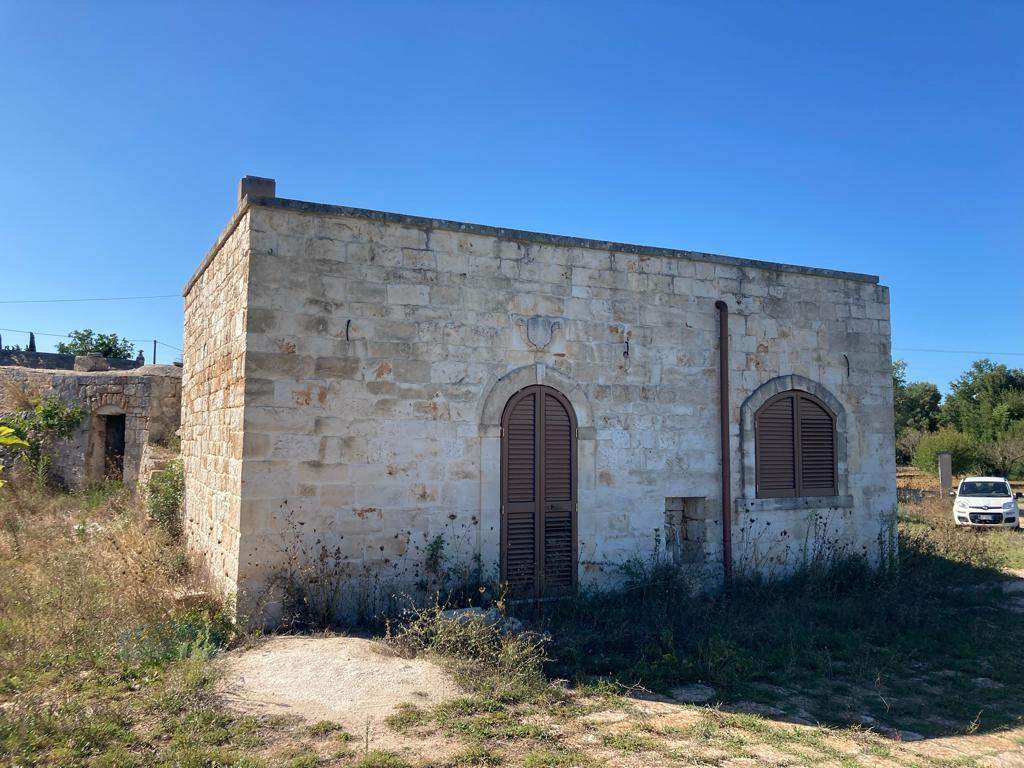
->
xmin=181 ymin=210 xmax=252 ymax=596
xmin=0 ymin=364 xmax=182 ymax=489
xmin=199 ymin=198 xmax=895 ymax=616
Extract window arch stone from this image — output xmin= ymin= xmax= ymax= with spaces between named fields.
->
xmin=479 ymin=363 xmax=594 ymax=437
xmin=739 ymin=375 xmax=849 ymax=505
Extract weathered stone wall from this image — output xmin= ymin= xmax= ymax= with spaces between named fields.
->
xmin=181 ymin=210 xmax=252 ymax=597
xmin=189 ymin=198 xmax=894 ymax=618
xmin=0 ymin=350 xmax=143 ymax=370
xmin=0 ymin=364 xmax=182 ymax=489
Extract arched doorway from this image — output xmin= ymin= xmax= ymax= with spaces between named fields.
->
xmin=500 ymin=385 xmax=577 ymax=598
xmin=86 ymin=405 xmax=127 ymax=483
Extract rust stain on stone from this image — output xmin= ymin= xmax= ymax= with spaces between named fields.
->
xmin=354 ymin=507 xmax=382 ymax=520
xmin=374 ymin=361 xmax=393 ymax=380
xmin=413 ymin=485 xmax=436 ymax=502
xmin=295 ymin=385 xmax=327 ymax=406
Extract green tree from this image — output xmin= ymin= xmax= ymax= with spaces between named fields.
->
xmin=941 ymin=359 xmax=1024 ymax=440
xmin=56 ymin=329 xmax=135 ymax=359
xmin=892 ymin=360 xmax=943 ymax=463
xmin=976 ymin=432 xmax=1024 ymax=478
xmin=892 ymin=359 xmax=908 ymax=392
xmin=897 ymin=382 xmax=942 ymax=433
xmin=913 ymin=429 xmax=978 ymax=476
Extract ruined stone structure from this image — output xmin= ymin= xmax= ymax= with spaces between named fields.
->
xmin=0 ymin=358 xmax=182 ymax=489
xmin=182 ymin=177 xmax=896 ymax=618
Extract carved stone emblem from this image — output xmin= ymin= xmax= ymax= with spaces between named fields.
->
xmin=520 ymin=315 xmax=562 ymax=351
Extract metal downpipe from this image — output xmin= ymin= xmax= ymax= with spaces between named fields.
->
xmin=715 ymin=300 xmax=733 ymax=580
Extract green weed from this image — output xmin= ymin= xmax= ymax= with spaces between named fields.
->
xmin=601 ymin=731 xmax=660 ymax=752
xmin=354 ymin=751 xmax=411 ymax=768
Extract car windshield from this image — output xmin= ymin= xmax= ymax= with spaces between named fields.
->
xmin=959 ymin=481 xmax=1011 ymax=498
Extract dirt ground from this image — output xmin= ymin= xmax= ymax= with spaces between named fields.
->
xmin=217 ymin=633 xmax=1024 ymax=767
xmin=218 ymin=636 xmax=464 ymax=755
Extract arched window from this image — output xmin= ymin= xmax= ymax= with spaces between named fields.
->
xmin=755 ymin=390 xmax=837 ymax=498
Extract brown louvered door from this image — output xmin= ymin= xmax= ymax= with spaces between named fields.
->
xmin=541 ymin=390 xmax=575 ymax=594
xmin=501 ymin=386 xmax=577 ymax=598
xmin=756 ymin=391 xmax=836 ymax=498
xmin=503 ymin=390 xmax=538 ymax=595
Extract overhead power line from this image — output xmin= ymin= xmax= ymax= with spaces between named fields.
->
xmin=0 ymin=327 xmax=73 ymax=338
xmin=0 ymin=327 xmax=182 ymax=354
xmin=0 ymin=294 xmax=179 ymax=304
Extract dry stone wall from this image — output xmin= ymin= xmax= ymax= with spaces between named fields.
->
xmin=182 ymin=198 xmax=895 ymax=620
xmin=0 ymin=364 xmax=182 ymax=489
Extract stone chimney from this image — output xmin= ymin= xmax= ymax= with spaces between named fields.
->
xmin=238 ymin=176 xmax=276 ymax=204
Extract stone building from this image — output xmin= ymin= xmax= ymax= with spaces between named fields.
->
xmin=0 ymin=355 xmax=182 ymax=490
xmin=182 ymin=177 xmax=896 ymax=618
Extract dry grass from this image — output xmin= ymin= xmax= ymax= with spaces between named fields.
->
xmin=0 ymin=481 xmax=199 ymax=676
xmin=2 ymin=482 xmax=1023 ymax=766
xmin=0 ymin=480 xmax=252 ymax=766
xmin=901 ymin=493 xmax=1024 ymax=568
xmin=0 ymin=375 xmax=39 ymax=412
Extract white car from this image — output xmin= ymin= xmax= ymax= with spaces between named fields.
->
xmin=953 ymin=476 xmax=1021 ymax=528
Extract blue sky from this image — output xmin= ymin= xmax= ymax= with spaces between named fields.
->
xmin=1 ymin=2 xmax=1021 ymax=390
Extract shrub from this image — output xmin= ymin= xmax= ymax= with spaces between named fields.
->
xmin=895 ymin=427 xmax=925 ymax=465
xmin=0 ymin=426 xmax=28 ymax=488
xmin=387 ymin=604 xmax=550 ymax=702
xmin=0 ymin=395 xmax=83 ymax=488
xmin=118 ymin=607 xmax=234 ymax=668
xmin=913 ymin=428 xmax=978 ymax=475
xmin=148 ymin=459 xmax=184 ymax=537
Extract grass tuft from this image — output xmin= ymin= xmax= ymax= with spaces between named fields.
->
xmin=307 ymin=719 xmax=352 ymax=740
xmin=354 ymin=750 xmax=411 ymax=768
xmin=447 ymin=744 xmax=504 ymax=765
xmin=601 ymin=731 xmax=660 ymax=752
xmin=522 ymin=748 xmax=596 ymax=767
xmin=387 ymin=604 xmax=551 ymax=703
xmin=384 ymin=703 xmax=427 ymax=733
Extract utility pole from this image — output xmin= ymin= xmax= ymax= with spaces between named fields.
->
xmin=153 ymin=340 xmax=157 ymax=365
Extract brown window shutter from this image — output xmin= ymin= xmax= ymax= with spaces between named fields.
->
xmin=755 ymin=389 xmax=838 ymax=499
xmin=756 ymin=393 xmax=798 ymax=497
xmin=797 ymin=394 xmax=837 ymax=496
xmin=504 ymin=390 xmax=537 ymax=593
xmin=542 ymin=392 xmax=574 ymax=591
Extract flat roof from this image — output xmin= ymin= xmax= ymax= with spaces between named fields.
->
xmin=185 ymin=194 xmax=880 ymax=295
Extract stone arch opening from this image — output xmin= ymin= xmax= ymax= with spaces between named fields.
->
xmin=87 ymin=406 xmax=127 ymax=483
xmin=739 ymin=374 xmax=848 ymax=501
xmin=500 ymin=384 xmax=577 ymax=597
xmin=477 ymin=364 xmax=595 ymax=584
